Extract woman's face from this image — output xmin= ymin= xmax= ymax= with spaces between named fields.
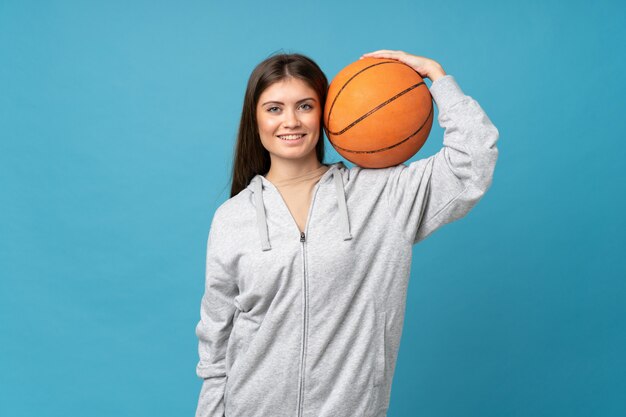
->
xmin=256 ymin=77 xmax=321 ymax=163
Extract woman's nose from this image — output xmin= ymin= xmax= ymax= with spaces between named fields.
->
xmin=283 ymin=109 xmax=301 ymax=128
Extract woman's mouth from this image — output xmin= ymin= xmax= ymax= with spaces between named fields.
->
xmin=277 ymin=134 xmax=306 ymax=142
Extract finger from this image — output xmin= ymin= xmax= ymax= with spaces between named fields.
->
xmin=369 ymin=50 xmax=404 ymax=55
xmin=361 ymin=49 xmax=398 ymax=56
xmin=361 ymin=52 xmax=408 ymax=62
xmin=360 ymin=53 xmax=398 ymax=59
xmin=359 ymin=54 xmax=401 ymax=61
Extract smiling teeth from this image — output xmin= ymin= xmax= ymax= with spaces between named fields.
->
xmin=279 ymin=134 xmax=304 ymax=140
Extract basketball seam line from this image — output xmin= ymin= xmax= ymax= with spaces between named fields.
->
xmin=326 ymin=60 xmax=418 ymax=131
xmin=326 ymin=61 xmax=398 ymax=127
xmin=328 ymin=98 xmax=433 ymax=154
xmin=326 ymin=82 xmax=426 ymax=136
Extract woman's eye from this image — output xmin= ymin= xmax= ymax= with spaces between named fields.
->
xmin=267 ymin=104 xmax=312 ymax=113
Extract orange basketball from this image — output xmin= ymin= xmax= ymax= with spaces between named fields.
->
xmin=323 ymin=57 xmax=434 ymax=168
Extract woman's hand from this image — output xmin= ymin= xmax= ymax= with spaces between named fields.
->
xmin=359 ymin=50 xmax=446 ymax=82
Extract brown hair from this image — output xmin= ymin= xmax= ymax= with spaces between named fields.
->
xmin=229 ymin=52 xmax=329 ymax=198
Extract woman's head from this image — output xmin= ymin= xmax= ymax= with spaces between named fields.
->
xmin=230 ymin=53 xmax=328 ymax=197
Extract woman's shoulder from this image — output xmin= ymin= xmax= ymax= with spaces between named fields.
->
xmin=214 ymin=188 xmax=253 ymax=220
xmin=338 ymin=160 xmax=398 ymax=188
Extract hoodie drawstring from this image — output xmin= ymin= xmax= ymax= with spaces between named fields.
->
xmin=252 ymin=176 xmax=272 ymax=251
xmin=332 ymin=170 xmax=353 ymax=242
xmin=252 ymin=164 xmax=352 ymax=251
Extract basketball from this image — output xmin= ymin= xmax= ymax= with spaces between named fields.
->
xmin=323 ymin=57 xmax=434 ymax=168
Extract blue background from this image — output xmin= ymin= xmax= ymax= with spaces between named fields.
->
xmin=1 ymin=0 xmax=624 ymax=416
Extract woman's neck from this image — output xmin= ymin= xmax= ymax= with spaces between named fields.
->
xmin=264 ymin=158 xmax=327 ymax=185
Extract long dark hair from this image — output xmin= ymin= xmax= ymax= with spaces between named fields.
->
xmin=229 ymin=52 xmax=328 ymax=198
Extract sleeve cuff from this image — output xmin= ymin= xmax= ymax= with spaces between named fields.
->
xmin=429 ymin=75 xmax=467 ymax=112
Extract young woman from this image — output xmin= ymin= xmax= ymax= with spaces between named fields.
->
xmin=194 ymin=50 xmax=499 ymax=417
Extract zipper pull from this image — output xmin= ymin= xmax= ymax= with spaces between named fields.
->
xmin=300 ymin=232 xmax=306 ymax=242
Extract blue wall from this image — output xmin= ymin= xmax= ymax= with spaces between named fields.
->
xmin=1 ymin=0 xmax=624 ymax=416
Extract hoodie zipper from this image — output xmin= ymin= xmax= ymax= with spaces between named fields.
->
xmin=297 ymin=229 xmax=308 ymax=417
xmin=296 ymin=184 xmax=320 ymax=417
xmin=262 ymin=167 xmax=333 ymax=417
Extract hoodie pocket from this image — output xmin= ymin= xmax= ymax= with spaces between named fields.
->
xmin=374 ymin=309 xmax=387 ymax=387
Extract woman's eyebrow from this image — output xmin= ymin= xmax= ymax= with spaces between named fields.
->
xmin=261 ymin=97 xmax=317 ymax=106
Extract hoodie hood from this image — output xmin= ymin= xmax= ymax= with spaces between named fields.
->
xmin=247 ymin=161 xmax=353 ymax=251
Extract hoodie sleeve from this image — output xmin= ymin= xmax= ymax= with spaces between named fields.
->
xmin=194 ymin=208 xmax=239 ymax=417
xmin=382 ymin=74 xmax=499 ymax=244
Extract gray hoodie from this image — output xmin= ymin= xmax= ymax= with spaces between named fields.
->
xmin=195 ymin=75 xmax=499 ymax=417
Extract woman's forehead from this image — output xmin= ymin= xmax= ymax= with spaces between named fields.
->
xmin=259 ymin=78 xmax=318 ymax=102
